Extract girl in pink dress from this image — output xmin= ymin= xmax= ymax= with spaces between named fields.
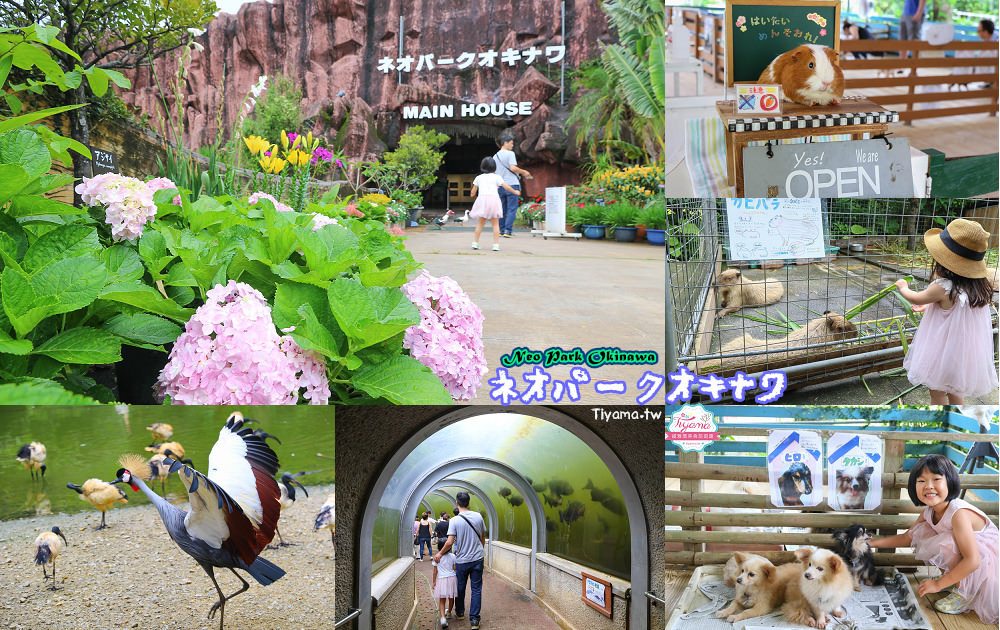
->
xmin=872 ymin=454 xmax=998 ymax=623
xmin=469 ymin=156 xmax=520 ymax=252
xmin=894 ymin=218 xmax=997 ymax=404
xmin=432 ymin=540 xmax=458 ymax=628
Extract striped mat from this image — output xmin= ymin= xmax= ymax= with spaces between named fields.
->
xmin=684 ymin=116 xmax=857 ymax=197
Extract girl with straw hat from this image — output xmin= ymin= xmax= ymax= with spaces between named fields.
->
xmin=894 ymin=218 xmax=998 ymax=404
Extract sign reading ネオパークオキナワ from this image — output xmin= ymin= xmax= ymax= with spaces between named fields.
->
xmin=379 ymin=45 xmax=565 ymax=75
xmin=743 ymin=138 xmax=914 ymax=198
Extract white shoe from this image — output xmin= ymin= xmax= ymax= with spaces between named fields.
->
xmin=471 ymin=242 xmax=479 ymax=250
xmin=440 ymin=617 xmax=448 ymax=628
xmin=492 ymin=244 xmax=500 ymax=251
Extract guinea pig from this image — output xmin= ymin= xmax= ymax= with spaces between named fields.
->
xmin=758 ymin=44 xmax=844 ymax=107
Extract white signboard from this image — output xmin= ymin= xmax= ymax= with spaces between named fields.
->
xmin=585 ymin=576 xmax=606 ymax=607
xmin=545 ymin=186 xmax=567 ymax=234
xmin=767 ymin=429 xmax=823 ymax=508
xmin=827 ymin=433 xmax=883 ymax=511
xmin=725 ymin=198 xmax=824 ymax=260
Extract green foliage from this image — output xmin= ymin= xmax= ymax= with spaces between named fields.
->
xmin=578 ymin=204 xmax=608 ymax=225
xmin=637 ymin=204 xmax=666 ymax=229
xmin=366 ymin=126 xmax=450 ymax=194
xmin=602 ymin=201 xmax=639 ymax=228
xmin=241 ymin=72 xmax=304 ymax=149
xmin=142 ymin=192 xmax=452 ymax=403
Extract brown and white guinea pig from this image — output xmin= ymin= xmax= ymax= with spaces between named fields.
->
xmin=758 ymin=44 xmax=844 ymax=107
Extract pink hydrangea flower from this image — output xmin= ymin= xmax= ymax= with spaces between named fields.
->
xmin=400 ymin=271 xmax=486 ymax=401
xmin=387 ymin=224 xmax=405 ymax=236
xmin=345 ymin=203 xmax=364 ymax=218
xmin=75 ymin=173 xmax=157 ymax=241
xmin=155 ymin=280 xmax=330 ymax=405
xmin=145 ymin=177 xmax=182 ymax=206
xmin=310 ymin=213 xmax=340 ymax=231
xmin=248 ymin=191 xmax=294 ymax=213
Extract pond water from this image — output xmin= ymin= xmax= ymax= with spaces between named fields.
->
xmin=0 ymin=406 xmax=334 ymax=521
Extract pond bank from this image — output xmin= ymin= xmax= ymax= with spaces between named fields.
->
xmin=0 ymin=484 xmax=334 ymax=630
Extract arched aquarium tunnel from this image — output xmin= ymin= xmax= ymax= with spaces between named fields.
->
xmin=334 ymin=407 xmax=664 ymax=630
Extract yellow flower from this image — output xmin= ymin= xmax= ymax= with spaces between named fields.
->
xmin=259 ymin=155 xmax=287 ymax=174
xmin=243 ymin=135 xmax=270 ymax=156
xmin=285 ymin=149 xmax=311 ymax=167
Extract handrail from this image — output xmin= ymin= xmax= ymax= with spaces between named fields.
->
xmin=644 ymin=591 xmax=666 ymax=605
xmin=334 ymin=609 xmax=361 ymax=628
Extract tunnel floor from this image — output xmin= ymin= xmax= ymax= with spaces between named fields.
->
xmin=408 ymin=555 xmax=561 ymax=630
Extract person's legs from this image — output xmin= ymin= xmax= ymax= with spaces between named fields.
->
xmin=469 ymin=558 xmax=484 ymax=626
xmin=499 ymin=187 xmax=520 ymax=235
xmin=491 ymin=218 xmax=500 ymax=248
xmin=455 ymin=561 xmax=470 ymax=618
xmin=420 ymin=537 xmax=432 ymax=559
xmin=947 ymin=393 xmax=965 ymax=405
xmin=473 ymin=218 xmax=485 ymax=248
xmin=928 ymin=389 xmax=948 ymax=405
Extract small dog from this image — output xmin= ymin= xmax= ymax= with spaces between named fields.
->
xmin=782 ymin=547 xmax=854 ymax=629
xmin=835 ymin=466 xmax=874 ymax=510
xmin=779 ymin=462 xmax=814 ymax=506
xmin=832 ymin=524 xmax=885 ymax=591
xmin=717 ymin=552 xmax=800 ymax=622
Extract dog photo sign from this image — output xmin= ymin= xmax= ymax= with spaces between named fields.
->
xmin=766 ymin=430 xmax=822 ymax=508
xmin=827 ymin=433 xmax=883 ymax=510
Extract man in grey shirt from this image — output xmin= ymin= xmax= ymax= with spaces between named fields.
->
xmin=494 ymin=134 xmax=532 ymax=238
xmin=433 ymin=492 xmax=486 ymax=629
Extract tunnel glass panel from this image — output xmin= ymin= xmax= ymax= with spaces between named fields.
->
xmin=372 ymin=414 xmax=630 ymax=580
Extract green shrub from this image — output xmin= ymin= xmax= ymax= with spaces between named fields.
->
xmin=637 ymin=204 xmax=666 ymax=229
xmin=241 ymin=72 xmax=303 ymax=148
xmin=602 ymin=202 xmax=638 ymax=228
xmin=578 ymin=204 xmax=607 ymax=225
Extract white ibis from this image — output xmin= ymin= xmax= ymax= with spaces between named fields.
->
xmin=16 ymin=442 xmax=46 ymax=480
xmin=272 ymin=471 xmax=312 ymax=547
xmin=113 ymin=412 xmax=284 ymax=630
xmin=146 ymin=422 xmax=173 ymax=443
xmin=33 ymin=526 xmax=67 ymax=588
xmin=66 ymin=478 xmax=127 ymax=529
xmin=314 ymin=493 xmax=335 ymax=547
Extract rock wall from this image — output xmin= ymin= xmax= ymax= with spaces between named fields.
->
xmin=118 ymin=0 xmax=612 ymax=173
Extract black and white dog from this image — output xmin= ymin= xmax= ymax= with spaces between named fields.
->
xmin=832 ymin=524 xmax=885 ymax=591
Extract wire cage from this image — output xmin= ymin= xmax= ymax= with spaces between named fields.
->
xmin=665 ymin=198 xmax=1000 ymax=400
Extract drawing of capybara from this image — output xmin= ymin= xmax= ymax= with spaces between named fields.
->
xmin=768 ymin=215 xmax=820 ymax=249
xmin=720 ymin=311 xmax=858 ymax=369
xmin=715 ymin=268 xmax=786 ymax=318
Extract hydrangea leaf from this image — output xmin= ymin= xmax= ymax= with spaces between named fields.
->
xmin=102 ymin=313 xmax=181 ymax=345
xmin=0 ymin=128 xmax=51 ymax=178
xmin=273 ymin=283 xmax=346 ymax=360
xmin=0 ymin=164 xmax=32 ymax=204
xmin=0 ymin=380 xmax=100 ymax=405
xmin=327 ymin=277 xmax=419 ymax=352
xmin=351 ymin=354 xmax=453 ymax=404
xmin=3 ymin=258 xmax=106 ymax=337
xmin=22 ymin=225 xmax=100 ymax=274
xmin=99 ymin=282 xmax=194 ymax=323
xmin=100 ymin=244 xmax=145 ymax=284
xmin=32 ymin=327 xmax=122 ymax=364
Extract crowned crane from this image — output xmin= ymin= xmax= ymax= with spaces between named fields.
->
xmin=146 ymin=422 xmax=173 ymax=443
xmin=67 ymin=478 xmax=127 ymax=530
xmin=16 ymin=442 xmax=46 ymax=480
xmin=113 ymin=412 xmax=284 ymax=630
xmin=33 ymin=526 xmax=67 ymax=588
xmin=272 ymin=472 xmax=310 ymax=547
xmin=314 ymin=493 xmax=335 ymax=547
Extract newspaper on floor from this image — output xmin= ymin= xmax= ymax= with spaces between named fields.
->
xmin=673 ymin=572 xmax=931 ymax=630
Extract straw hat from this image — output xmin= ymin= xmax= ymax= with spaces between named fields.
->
xmin=924 ymin=218 xmax=990 ymax=279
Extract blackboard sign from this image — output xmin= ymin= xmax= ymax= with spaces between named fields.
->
xmin=725 ymin=0 xmax=840 ymax=86
xmin=89 ymin=146 xmax=118 ymax=176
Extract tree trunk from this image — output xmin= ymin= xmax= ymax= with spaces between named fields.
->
xmin=69 ymin=84 xmax=91 ymax=206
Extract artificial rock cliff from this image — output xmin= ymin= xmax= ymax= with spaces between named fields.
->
xmin=118 ymin=0 xmax=613 ymax=192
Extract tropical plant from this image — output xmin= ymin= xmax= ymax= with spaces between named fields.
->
xmin=578 ymin=204 xmax=608 ymax=226
xmin=1 ymin=1 xmax=216 ymax=192
xmin=565 ymin=60 xmax=645 ymax=165
xmin=365 ymin=126 xmax=449 ymax=196
xmin=603 ymin=202 xmax=638 ymax=229
xmin=637 ymin=204 xmax=666 ymax=229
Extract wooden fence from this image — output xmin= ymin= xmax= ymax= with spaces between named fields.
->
xmin=666 ymin=409 xmax=999 ymax=567
xmin=841 ymin=39 xmax=999 ymax=122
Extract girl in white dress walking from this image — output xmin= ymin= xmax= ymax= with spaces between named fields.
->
xmin=470 ymin=156 xmax=520 ymax=252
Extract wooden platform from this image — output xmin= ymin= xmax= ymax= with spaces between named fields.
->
xmin=663 ymin=565 xmax=994 ymax=630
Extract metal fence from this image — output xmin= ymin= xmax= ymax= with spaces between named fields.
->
xmin=665 ymin=198 xmax=1000 ymax=396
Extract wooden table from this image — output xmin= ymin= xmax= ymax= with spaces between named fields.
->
xmin=716 ymin=96 xmax=899 ymax=196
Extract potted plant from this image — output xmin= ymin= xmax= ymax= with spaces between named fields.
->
xmin=565 ymin=205 xmax=582 ymax=233
xmin=638 ymin=204 xmax=666 ymax=245
xmin=578 ymin=204 xmax=608 ymax=239
xmin=363 ymin=126 xmax=450 ymax=223
xmin=604 ymin=202 xmax=639 ymax=242
xmin=518 ymin=199 xmax=546 ymax=230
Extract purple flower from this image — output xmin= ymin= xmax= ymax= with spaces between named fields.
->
xmin=311 ymin=146 xmax=333 ymax=165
